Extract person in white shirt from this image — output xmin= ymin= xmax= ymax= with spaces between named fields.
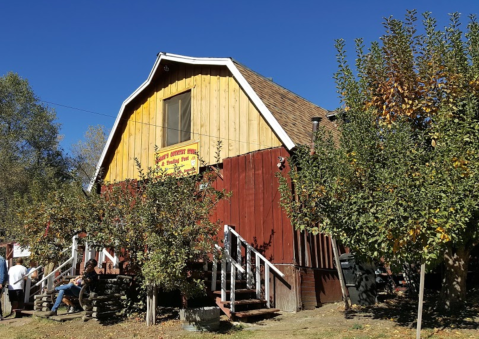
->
xmin=8 ymin=258 xmax=27 ymax=310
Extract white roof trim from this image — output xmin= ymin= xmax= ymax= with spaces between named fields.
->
xmin=88 ymin=53 xmax=296 ymax=191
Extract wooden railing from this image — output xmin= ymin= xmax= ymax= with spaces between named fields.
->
xmin=212 ymin=225 xmax=285 ymax=313
xmin=18 ymin=236 xmax=120 ymax=304
xmin=85 ymin=243 xmax=120 ymax=268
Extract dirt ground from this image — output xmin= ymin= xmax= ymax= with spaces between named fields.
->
xmin=1 ymin=297 xmax=478 ymax=339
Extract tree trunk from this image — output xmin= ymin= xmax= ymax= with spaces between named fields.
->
xmin=181 ymin=293 xmax=188 ymax=309
xmin=440 ymin=244 xmax=470 ymax=311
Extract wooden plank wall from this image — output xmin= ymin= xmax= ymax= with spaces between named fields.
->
xmin=212 ymin=146 xmax=347 ymax=268
xmin=294 ymin=232 xmax=344 ymax=270
xmin=103 ymin=64 xmax=282 ymax=183
xmin=213 ymin=147 xmax=294 ymax=265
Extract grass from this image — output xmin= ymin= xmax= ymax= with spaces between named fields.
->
xmin=351 ymin=323 xmax=363 ymax=330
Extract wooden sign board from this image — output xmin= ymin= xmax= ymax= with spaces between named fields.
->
xmin=156 ymin=141 xmax=199 ymax=175
xmin=13 ymin=243 xmax=31 ymax=257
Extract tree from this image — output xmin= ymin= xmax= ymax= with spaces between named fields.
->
xmin=279 ymin=11 xmax=479 ymax=310
xmin=85 ymin=152 xmax=227 ymax=303
xmin=11 ymin=178 xmax=100 ymax=265
xmin=71 ymin=125 xmax=107 ymax=189
xmin=0 ymin=72 xmax=70 ymax=243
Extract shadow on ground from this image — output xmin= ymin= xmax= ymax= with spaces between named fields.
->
xmin=154 ymin=306 xmax=271 ymax=333
xmin=345 ymin=290 xmax=479 ymax=331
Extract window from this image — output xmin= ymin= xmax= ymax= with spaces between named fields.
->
xmin=163 ymin=91 xmax=191 ymax=147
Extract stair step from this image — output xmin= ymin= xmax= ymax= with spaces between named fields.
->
xmin=49 ymin=312 xmax=86 ymax=322
xmin=34 ymin=292 xmax=55 ymax=298
xmin=19 ymin=310 xmax=35 ymax=316
xmin=63 ymin=275 xmax=77 ymax=279
xmin=212 ymin=289 xmax=255 ymax=295
xmin=233 ymin=308 xmax=280 ymax=318
xmin=221 ymin=299 xmax=266 ymax=306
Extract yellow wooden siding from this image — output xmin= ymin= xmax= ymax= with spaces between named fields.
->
xmin=104 ymin=65 xmax=282 ymax=182
xmin=219 ymin=68 xmax=229 ymax=160
xmin=148 ymin=91 xmax=156 ymax=169
xmin=210 ymin=68 xmax=220 ymax=160
xmin=228 ymin=76 xmax=240 ymax=157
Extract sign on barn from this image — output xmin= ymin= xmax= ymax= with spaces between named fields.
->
xmin=156 ymin=141 xmax=199 ymax=175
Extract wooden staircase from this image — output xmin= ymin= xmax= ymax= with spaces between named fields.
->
xmin=204 ymin=225 xmax=283 ymax=320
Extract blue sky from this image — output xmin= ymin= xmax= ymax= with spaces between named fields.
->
xmin=1 ymin=1 xmax=478 ymax=154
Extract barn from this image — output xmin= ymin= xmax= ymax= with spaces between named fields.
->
xmin=90 ymin=53 xmax=345 ymax=314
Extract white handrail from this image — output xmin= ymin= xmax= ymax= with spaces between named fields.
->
xmin=214 ymin=244 xmax=244 ymax=273
xmin=34 ymin=257 xmax=73 ymax=287
xmin=222 ymin=225 xmax=286 ymax=312
xmin=227 ymin=226 xmax=285 ymax=278
xmin=100 ymin=248 xmax=119 ymax=267
xmin=13 ymin=245 xmax=70 ymax=285
xmin=14 ymin=265 xmax=42 ymax=285
xmin=33 ymin=235 xmax=79 ymax=287
xmin=214 ymin=243 xmax=245 ymax=312
xmin=53 ymin=268 xmax=74 ymax=283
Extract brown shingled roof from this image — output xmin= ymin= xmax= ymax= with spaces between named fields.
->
xmin=234 ymin=61 xmax=339 ymax=146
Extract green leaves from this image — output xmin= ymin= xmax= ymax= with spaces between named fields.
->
xmin=86 ymin=144 xmax=228 ymax=300
xmin=0 ymin=73 xmax=70 ymax=243
xmin=279 ymin=12 xmax=479 ymax=274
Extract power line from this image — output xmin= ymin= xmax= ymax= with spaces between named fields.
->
xmin=41 ymin=100 xmax=280 ymax=149
xmin=41 ymin=100 xmax=116 ymax=119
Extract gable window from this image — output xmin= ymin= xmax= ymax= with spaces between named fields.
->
xmin=163 ymin=91 xmax=191 ymax=147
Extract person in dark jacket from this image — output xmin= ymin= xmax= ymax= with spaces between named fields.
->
xmin=47 ymin=259 xmax=98 ymax=316
xmin=0 ymin=254 xmax=8 ymax=321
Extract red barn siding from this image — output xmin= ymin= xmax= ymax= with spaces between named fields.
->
xmin=213 ymin=147 xmax=294 ymax=264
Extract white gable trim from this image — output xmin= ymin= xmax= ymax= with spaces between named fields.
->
xmin=88 ymin=53 xmax=295 ymax=191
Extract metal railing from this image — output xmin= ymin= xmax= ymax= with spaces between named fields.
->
xmin=213 ymin=225 xmax=285 ymax=313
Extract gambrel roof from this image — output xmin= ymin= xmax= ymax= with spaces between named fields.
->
xmin=89 ymin=53 xmax=336 ymax=191
xmin=234 ymin=61 xmax=338 ymax=147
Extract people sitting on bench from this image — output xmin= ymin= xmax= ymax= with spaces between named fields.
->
xmin=47 ymin=259 xmax=98 ymax=316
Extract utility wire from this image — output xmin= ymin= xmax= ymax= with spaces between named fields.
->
xmin=41 ymin=100 xmax=280 ymax=149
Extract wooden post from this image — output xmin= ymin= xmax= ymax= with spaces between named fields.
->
xmin=71 ymin=235 xmax=78 ymax=276
xmin=246 ymin=248 xmax=252 ymax=289
xmin=98 ymin=249 xmax=105 ymax=267
xmin=47 ymin=274 xmax=54 ymax=291
xmin=85 ymin=242 xmax=92 ymax=262
xmin=265 ymin=264 xmax=270 ymax=308
xmin=146 ymin=284 xmax=157 ymax=326
xmin=211 ymin=256 xmax=217 ymax=291
xmin=221 ymin=256 xmax=227 ymax=302
xmin=146 ymin=287 xmax=150 ymax=325
xmin=24 ymin=276 xmax=32 ymax=304
xmin=331 ymin=237 xmax=350 ymax=310
xmin=237 ymin=237 xmax=242 ymax=280
xmin=416 ymin=263 xmax=426 ymax=339
xmin=2 ymin=288 xmax=11 ymax=316
xmin=224 ymin=225 xmax=231 ymax=272
xmin=152 ymin=284 xmax=157 ymax=324
xmin=230 ymin=265 xmax=236 ymax=313
xmin=255 ymin=254 xmax=261 ymax=299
